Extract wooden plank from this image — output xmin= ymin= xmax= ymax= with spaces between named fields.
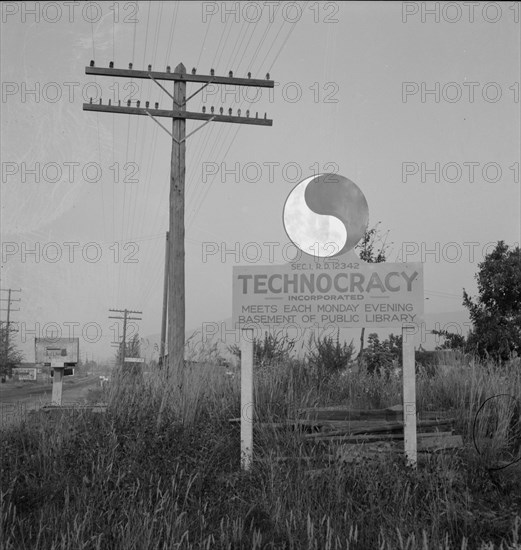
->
xmin=335 ymin=434 xmax=463 ymax=462
xmin=228 ymin=418 xmax=455 ymax=433
xmin=303 ymin=431 xmax=455 ymax=443
xmin=86 ymin=66 xmax=275 ymax=88
xmin=296 ymin=406 xmax=456 ymax=422
xmin=418 ymin=434 xmax=463 ymax=451
xmin=303 ymin=419 xmax=455 ymax=439
xmin=298 ymin=408 xmax=403 ymax=421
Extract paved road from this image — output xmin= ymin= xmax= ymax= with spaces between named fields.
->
xmin=0 ymin=376 xmax=100 ymax=427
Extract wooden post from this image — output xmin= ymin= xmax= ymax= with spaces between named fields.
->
xmin=159 ymin=231 xmax=169 ymax=368
xmin=402 ymin=324 xmax=417 ymax=466
xmin=51 ymin=366 xmax=64 ymax=405
xmin=121 ymin=309 xmax=128 ymax=367
xmin=241 ymin=328 xmax=254 ymax=470
xmin=168 ymin=63 xmax=186 ymax=381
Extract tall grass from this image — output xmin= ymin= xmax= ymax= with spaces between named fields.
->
xmin=1 ymin=356 xmax=520 ymax=549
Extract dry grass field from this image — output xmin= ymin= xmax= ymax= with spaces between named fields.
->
xmin=1 ymin=355 xmax=520 ymax=549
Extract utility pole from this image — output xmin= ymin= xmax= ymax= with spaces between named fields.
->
xmin=108 ymin=308 xmax=142 ymax=367
xmin=159 ymin=231 xmax=169 ymax=368
xmin=84 ymin=62 xmax=274 ymax=379
xmin=0 ymin=288 xmax=21 ymax=375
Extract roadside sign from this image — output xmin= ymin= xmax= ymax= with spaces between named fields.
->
xmin=124 ymin=357 xmax=145 ymax=363
xmin=35 ymin=338 xmax=79 ymax=365
xmin=233 ymin=258 xmax=423 ymax=330
xmin=13 ymin=367 xmax=37 ymax=381
xmin=234 ymin=173 xmax=424 ymax=469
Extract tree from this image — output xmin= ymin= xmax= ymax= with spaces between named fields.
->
xmin=463 ymin=241 xmax=521 ymax=361
xmin=0 ymin=325 xmax=24 ymax=380
xmin=431 ymin=329 xmax=467 ymax=351
xmin=355 ymin=223 xmax=392 ymax=361
xmin=364 ymin=332 xmax=402 ymax=375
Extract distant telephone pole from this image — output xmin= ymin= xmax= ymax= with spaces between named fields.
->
xmin=84 ymin=62 xmax=274 ymax=380
xmin=159 ymin=231 xmax=169 ymax=368
xmin=0 ymin=288 xmax=21 ymax=371
xmin=108 ymin=308 xmax=142 ymax=366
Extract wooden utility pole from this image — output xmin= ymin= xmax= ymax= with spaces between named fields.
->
xmin=0 ymin=288 xmax=21 ymax=374
xmin=159 ymin=231 xmax=169 ymax=368
xmin=108 ymin=308 xmax=142 ymax=367
xmin=85 ymin=62 xmax=273 ymax=379
xmin=171 ymin=66 xmax=186 ymax=381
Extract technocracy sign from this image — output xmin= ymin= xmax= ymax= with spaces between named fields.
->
xmin=233 ymin=260 xmax=423 ymax=329
xmin=232 ymin=173 xmax=424 ymax=329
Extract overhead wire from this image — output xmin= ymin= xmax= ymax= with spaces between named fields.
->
xmin=187 ymin=4 xmax=292 ymax=228
xmin=117 ymin=11 xmax=138 ymax=305
xmin=138 ymin=10 xmax=248 ymax=309
xmin=186 ymin=8 xmax=280 ymax=226
xmin=139 ymin=4 xmax=305 ymax=309
xmin=123 ymin=1 xmax=163 ymax=306
xmin=89 ymin=12 xmax=110 ymax=308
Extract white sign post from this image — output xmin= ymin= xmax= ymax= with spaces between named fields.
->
xmin=51 ymin=360 xmax=65 ymax=405
xmin=240 ymin=328 xmax=254 ymax=470
xmin=402 ymin=325 xmax=417 ymax=466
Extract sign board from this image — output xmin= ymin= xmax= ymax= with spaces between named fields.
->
xmin=13 ymin=367 xmax=37 ymax=381
xmin=35 ymin=338 xmax=79 ymax=365
xmin=233 ymin=259 xmax=423 ymax=330
xmin=124 ymin=357 xmax=145 ymax=363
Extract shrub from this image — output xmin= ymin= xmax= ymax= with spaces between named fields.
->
xmin=228 ymin=331 xmax=295 ymax=366
xmin=307 ymin=332 xmax=354 ymax=381
xmin=364 ymin=333 xmax=402 ymax=375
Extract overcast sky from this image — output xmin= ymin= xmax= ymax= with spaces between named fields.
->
xmin=1 ymin=1 xmax=520 ymax=361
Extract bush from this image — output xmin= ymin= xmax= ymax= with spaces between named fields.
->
xmin=364 ymin=333 xmax=402 ymax=375
xmin=228 ymin=331 xmax=295 ymax=366
xmin=307 ymin=332 xmax=354 ymax=380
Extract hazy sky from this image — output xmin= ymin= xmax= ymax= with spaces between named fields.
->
xmin=1 ymin=1 xmax=520 ymax=361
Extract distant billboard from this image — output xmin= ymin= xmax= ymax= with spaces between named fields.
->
xmin=35 ymin=338 xmax=79 ymax=366
xmin=13 ymin=367 xmax=37 ymax=381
